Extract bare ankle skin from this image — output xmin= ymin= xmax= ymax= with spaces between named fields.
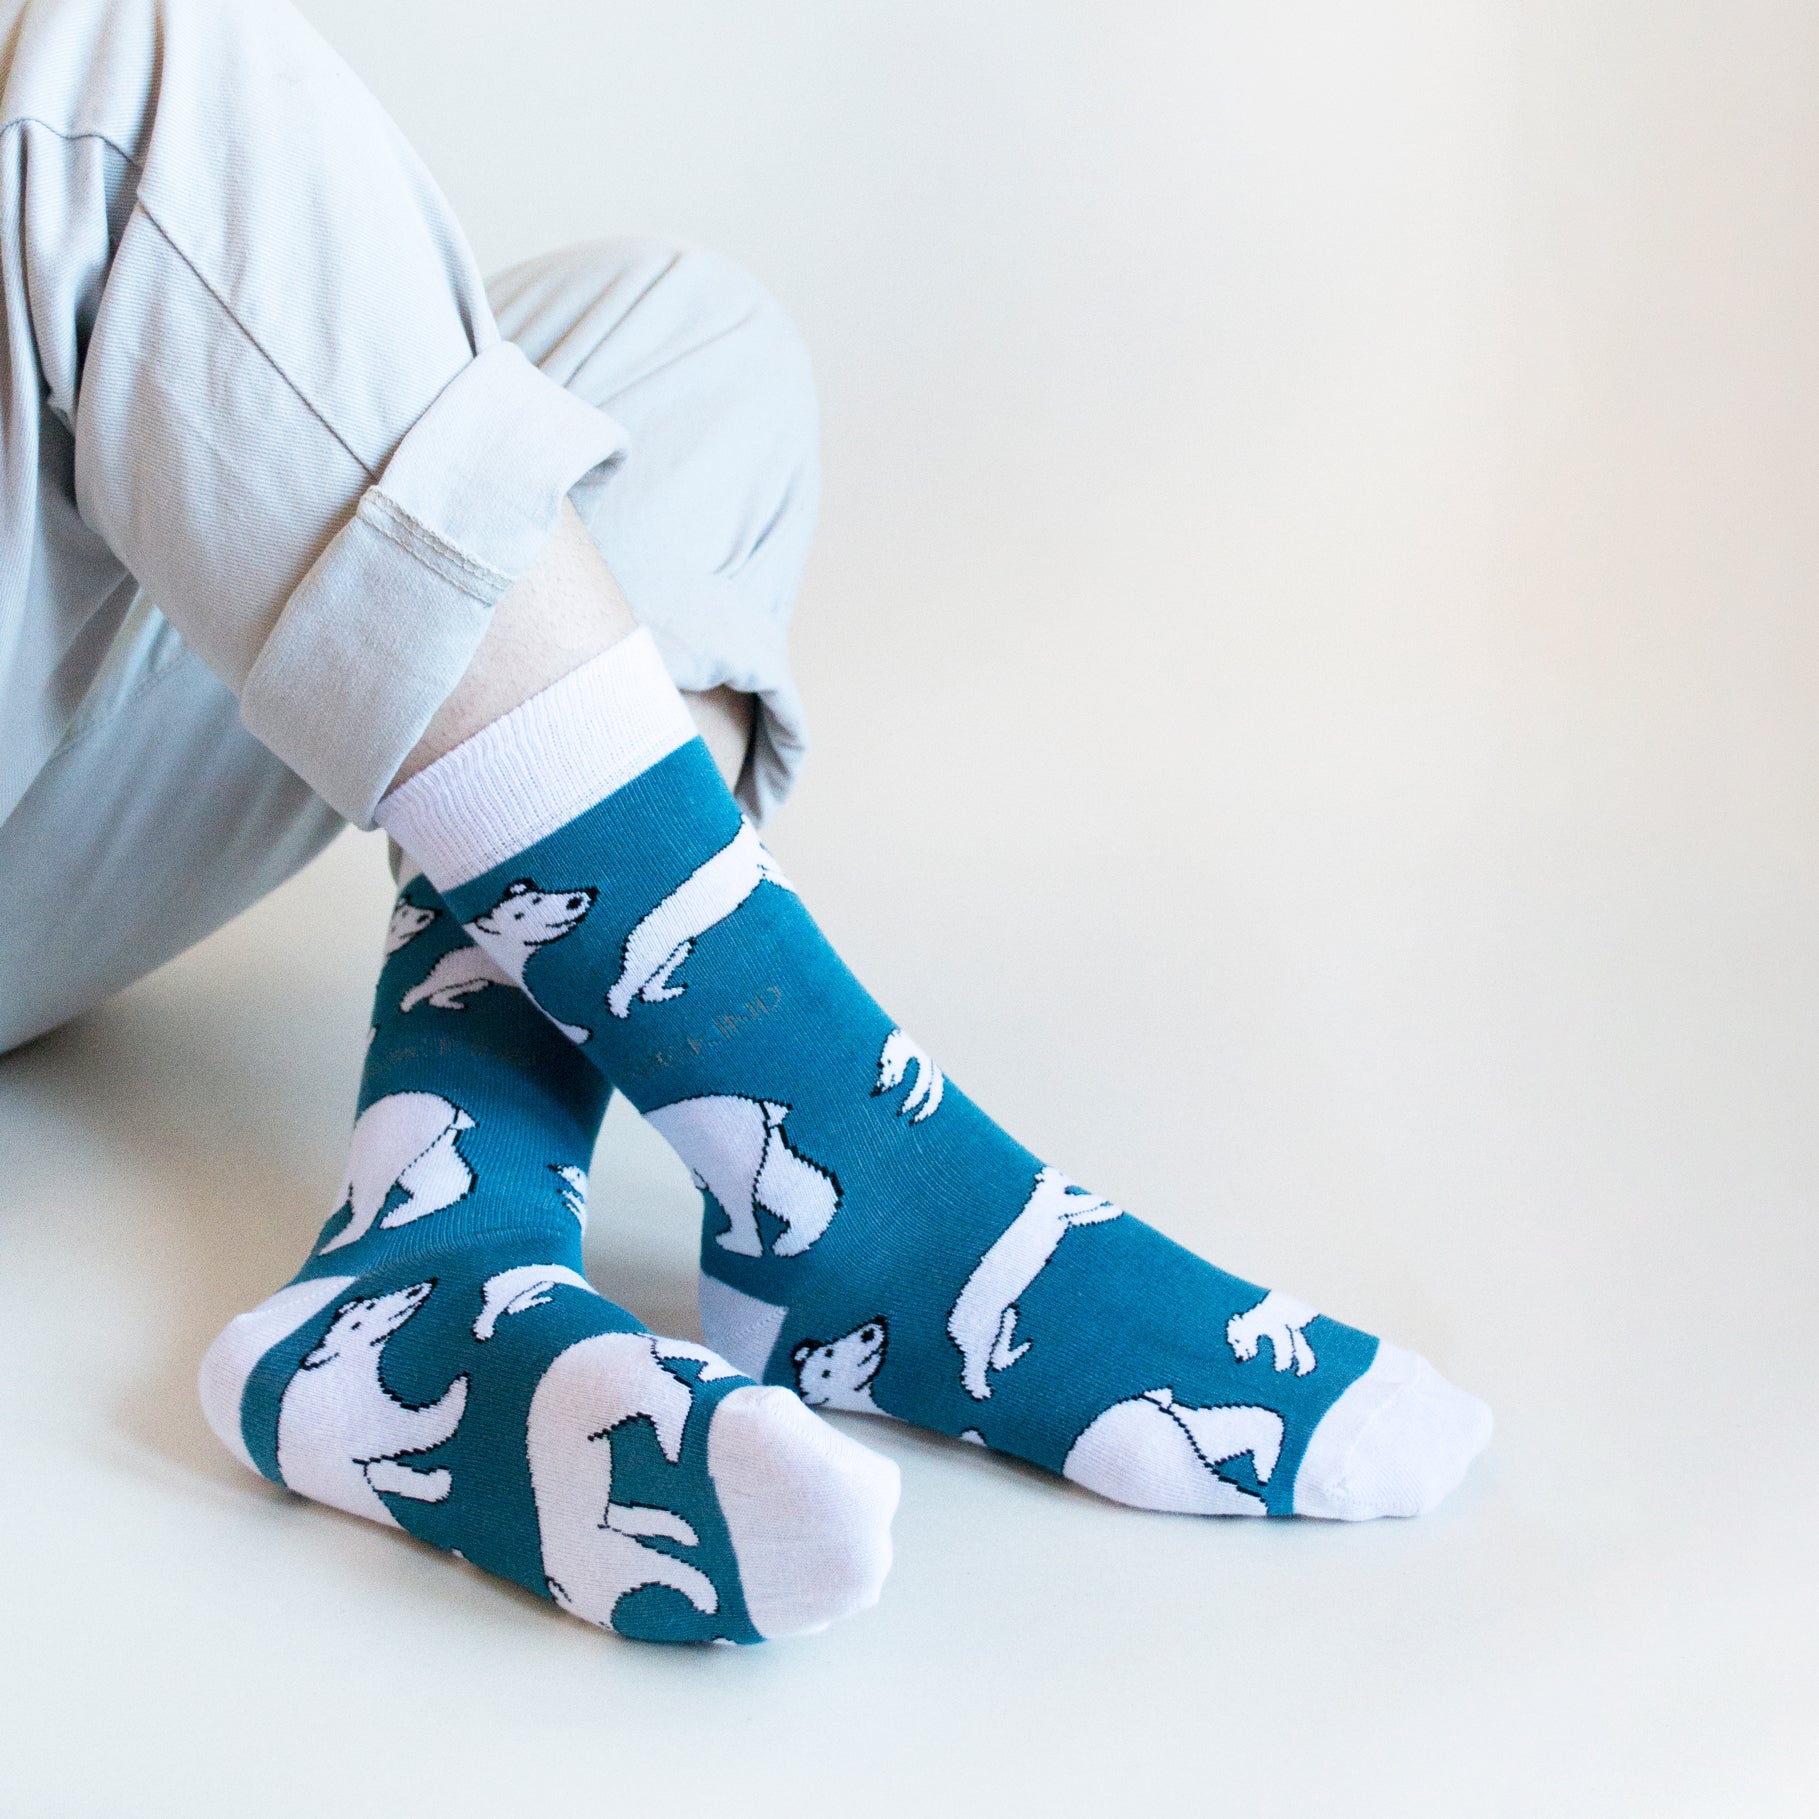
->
xmin=391 ymin=501 xmax=637 ymax=790
xmin=390 ymin=500 xmax=754 ymax=794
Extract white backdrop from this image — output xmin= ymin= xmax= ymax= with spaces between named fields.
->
xmin=2 ymin=4 xmax=1815 ymax=1813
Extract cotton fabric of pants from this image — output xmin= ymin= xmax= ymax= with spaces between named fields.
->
xmin=0 ymin=0 xmax=819 ymax=1054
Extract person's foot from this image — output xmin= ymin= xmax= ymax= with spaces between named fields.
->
xmin=199 ymin=874 xmax=896 ymax=1643
xmin=381 ymin=633 xmax=1492 ymax=1522
xmin=710 ymin=1179 xmax=1491 ymax=1522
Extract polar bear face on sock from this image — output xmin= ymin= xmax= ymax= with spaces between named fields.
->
xmin=279 ymin=1280 xmax=470 ymax=1528
xmin=471 ymin=881 xmax=596 ymax=965
xmin=792 ymin=1319 xmax=888 ymax=1413
xmin=300 ymin=1281 xmax=434 ymax=1367
xmin=466 ymin=881 xmax=599 ymax=1043
xmin=384 ymin=900 xmax=437 ymax=956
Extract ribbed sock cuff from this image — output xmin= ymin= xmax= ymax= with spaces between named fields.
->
xmin=375 ymin=628 xmax=696 ymax=889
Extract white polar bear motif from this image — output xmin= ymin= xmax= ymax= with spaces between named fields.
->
xmin=277 ymin=1281 xmax=469 ymax=1525
xmin=551 ymin=1163 xmax=588 ymax=1229
xmin=472 ymin=1265 xmax=598 ymax=1340
xmin=1063 ymin=1389 xmax=1284 ymax=1517
xmin=318 ymin=1092 xmax=477 ymax=1255
xmin=465 ymin=880 xmax=597 ymax=1043
xmin=648 ymin=1334 xmax=745 ymax=1382
xmin=645 ymin=1095 xmax=840 ymax=1258
xmin=384 ymin=899 xmax=437 ymax=955
xmin=607 ymin=820 xmax=794 ymax=1019
xmin=792 ymin=1319 xmax=889 ymax=1414
xmin=526 ymin=1332 xmax=721 ymax=1627
xmin=947 ymin=1167 xmax=1124 ymax=1400
xmin=400 ymin=943 xmax=511 ymax=1014
xmin=873 ymin=1030 xmax=944 ymax=1123
xmin=1226 ymin=1289 xmax=1321 ymax=1376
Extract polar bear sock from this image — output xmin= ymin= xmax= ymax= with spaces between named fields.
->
xmin=377 ymin=631 xmax=1491 ymax=1525
xmin=198 ymin=864 xmax=897 ymax=1643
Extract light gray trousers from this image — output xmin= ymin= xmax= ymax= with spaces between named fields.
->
xmin=0 ymin=0 xmax=819 ymax=1054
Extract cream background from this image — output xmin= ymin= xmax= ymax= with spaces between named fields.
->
xmin=3 ymin=3 xmax=1816 ymax=1812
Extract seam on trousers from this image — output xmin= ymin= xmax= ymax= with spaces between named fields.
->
xmin=36 ymin=637 xmax=208 ymax=766
xmin=593 ymin=245 xmax=687 ymax=349
xmin=0 ymin=113 xmax=143 ymax=169
xmin=0 ymin=118 xmax=383 ymax=485
xmin=128 ymin=194 xmax=379 ymax=483
xmin=713 ymin=474 xmax=801 ymax=580
xmin=357 ymin=489 xmax=511 ymax=603
xmin=601 ymin=302 xmax=764 ymax=413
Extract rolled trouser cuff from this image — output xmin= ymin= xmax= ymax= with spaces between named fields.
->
xmin=240 ymin=342 xmax=629 ymax=826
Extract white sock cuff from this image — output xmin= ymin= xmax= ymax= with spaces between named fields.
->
xmin=375 ymin=628 xmax=697 ymax=889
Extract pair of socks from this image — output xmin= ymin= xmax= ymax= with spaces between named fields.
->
xmin=202 ymin=630 xmax=1491 ymax=1644
xmin=200 ymin=859 xmax=894 ymax=1642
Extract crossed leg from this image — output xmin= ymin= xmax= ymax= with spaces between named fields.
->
xmin=0 ymin=0 xmax=1488 ymax=1647
xmin=189 ymin=238 xmax=908 ymax=1644
xmin=0 ymin=0 xmax=895 ymax=1643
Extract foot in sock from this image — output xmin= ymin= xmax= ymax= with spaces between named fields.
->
xmin=199 ymin=869 xmax=898 ymax=1643
xmin=380 ymin=632 xmax=1493 ymax=1523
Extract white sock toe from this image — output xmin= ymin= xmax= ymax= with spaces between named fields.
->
xmin=708 ymin=1386 xmax=900 ymax=1639
xmin=198 ymin=1277 xmax=357 ymax=1474
xmin=1292 ymin=1341 xmax=1492 ymax=1520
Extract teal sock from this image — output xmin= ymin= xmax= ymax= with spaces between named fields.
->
xmin=200 ymin=866 xmax=897 ymax=1643
xmin=380 ymin=632 xmax=1491 ymax=1525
